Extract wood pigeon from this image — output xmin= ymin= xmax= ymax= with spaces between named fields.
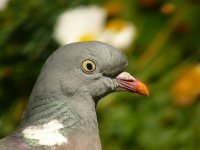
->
xmin=0 ymin=41 xmax=149 ymax=150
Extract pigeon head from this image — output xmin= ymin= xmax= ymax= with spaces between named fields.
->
xmin=1 ymin=41 xmax=149 ymax=149
xmin=32 ymin=41 xmax=148 ymax=102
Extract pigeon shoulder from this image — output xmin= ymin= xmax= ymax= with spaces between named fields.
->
xmin=0 ymin=136 xmax=27 ymax=150
xmin=0 ymin=135 xmax=37 ymax=150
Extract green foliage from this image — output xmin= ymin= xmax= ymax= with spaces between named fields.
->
xmin=0 ymin=0 xmax=200 ymax=149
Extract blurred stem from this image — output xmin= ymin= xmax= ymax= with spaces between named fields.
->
xmin=137 ymin=2 xmax=188 ymax=68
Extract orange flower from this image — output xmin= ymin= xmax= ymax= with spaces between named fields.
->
xmin=104 ymin=0 xmax=123 ymax=16
xmin=171 ymin=64 xmax=200 ymax=107
xmin=160 ymin=3 xmax=176 ymax=15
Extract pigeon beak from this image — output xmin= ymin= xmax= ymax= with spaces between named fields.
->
xmin=115 ymin=72 xmax=149 ymax=96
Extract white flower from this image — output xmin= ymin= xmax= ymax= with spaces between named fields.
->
xmin=53 ymin=6 xmax=106 ymax=45
xmin=99 ymin=20 xmax=136 ymax=49
xmin=0 ymin=0 xmax=9 ymax=11
xmin=53 ymin=5 xmax=136 ymax=50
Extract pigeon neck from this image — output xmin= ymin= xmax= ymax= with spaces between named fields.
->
xmin=20 ymin=93 xmax=98 ymax=130
xmin=17 ymin=92 xmax=101 ymax=149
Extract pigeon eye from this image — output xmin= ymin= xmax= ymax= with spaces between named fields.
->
xmin=81 ymin=59 xmax=96 ymax=74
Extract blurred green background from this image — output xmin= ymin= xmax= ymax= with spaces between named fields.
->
xmin=0 ymin=0 xmax=200 ymax=149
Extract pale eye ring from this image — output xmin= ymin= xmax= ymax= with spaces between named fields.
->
xmin=81 ymin=59 xmax=96 ymax=74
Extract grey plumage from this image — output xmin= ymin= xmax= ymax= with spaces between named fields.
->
xmin=0 ymin=41 xmax=148 ymax=150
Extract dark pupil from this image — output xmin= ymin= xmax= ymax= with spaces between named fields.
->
xmin=86 ymin=63 xmax=93 ymax=70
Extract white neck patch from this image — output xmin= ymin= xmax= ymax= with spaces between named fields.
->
xmin=22 ymin=119 xmax=67 ymax=146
